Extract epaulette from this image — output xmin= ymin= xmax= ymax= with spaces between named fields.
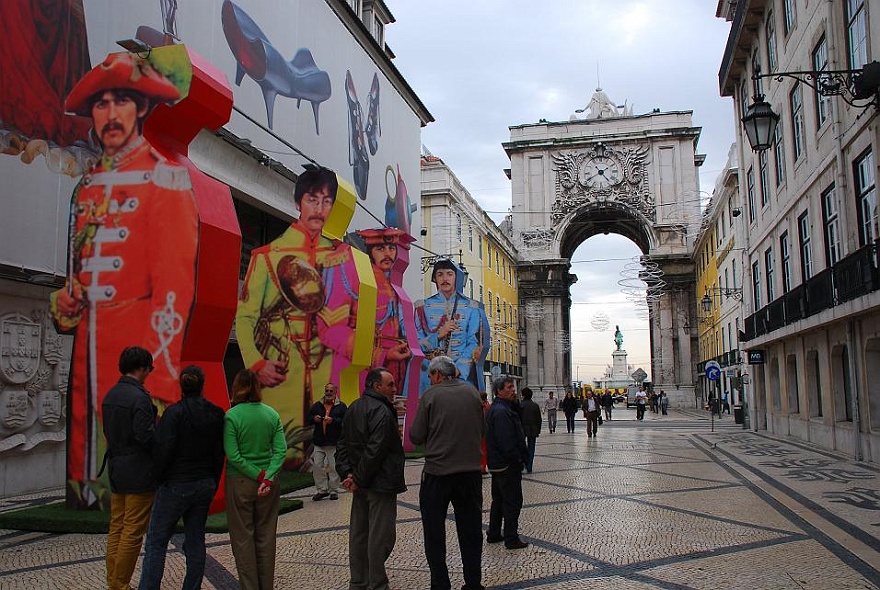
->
xmin=323 ymin=246 xmax=351 ymax=267
xmin=152 ymin=160 xmax=192 ymax=191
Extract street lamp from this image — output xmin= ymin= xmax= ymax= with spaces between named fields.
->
xmin=742 ymin=61 xmax=880 ymax=152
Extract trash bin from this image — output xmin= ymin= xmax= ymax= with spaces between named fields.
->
xmin=733 ymin=405 xmax=744 ymax=424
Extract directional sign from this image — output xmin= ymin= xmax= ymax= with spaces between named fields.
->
xmin=705 ymin=360 xmax=722 ymax=381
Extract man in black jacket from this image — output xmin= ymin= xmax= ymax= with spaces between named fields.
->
xmin=519 ymin=387 xmax=542 ymax=473
xmin=337 ymin=367 xmax=406 ymax=590
xmin=139 ymin=364 xmax=225 ymax=590
xmin=102 ymin=346 xmax=158 ymax=590
xmin=308 ymin=383 xmax=347 ymax=501
xmin=486 ymin=377 xmax=529 ymax=550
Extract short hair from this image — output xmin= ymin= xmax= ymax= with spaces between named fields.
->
xmin=431 ymin=258 xmax=457 ymax=283
xmin=179 ymin=365 xmax=205 ymax=396
xmin=88 ymin=89 xmax=150 ymax=129
xmin=231 ymin=369 xmax=262 ymax=405
xmin=492 ymin=376 xmax=514 ymax=395
xmin=365 ymin=367 xmax=390 ymax=391
xmin=294 ymin=165 xmax=338 ymax=205
xmin=521 ymin=387 xmax=533 ymax=400
xmin=427 ymin=356 xmax=456 ymax=379
xmin=118 ymin=346 xmax=153 ymax=375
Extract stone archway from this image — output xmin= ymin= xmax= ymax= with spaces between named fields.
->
xmin=504 ymin=103 xmax=703 ymax=408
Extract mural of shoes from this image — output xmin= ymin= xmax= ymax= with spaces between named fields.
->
xmin=384 ymin=165 xmax=417 ymax=235
xmin=365 ymin=72 xmax=381 ymax=156
xmin=221 ymin=0 xmax=331 ymax=133
xmin=345 ymin=70 xmax=370 ymax=200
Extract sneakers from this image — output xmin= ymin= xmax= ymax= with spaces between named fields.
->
xmin=505 ymin=539 xmax=529 ymax=550
xmin=329 ymin=492 xmax=338 ymax=500
xmin=312 ymin=492 xmax=329 ymax=501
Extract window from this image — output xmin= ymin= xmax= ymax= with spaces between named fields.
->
xmin=468 ymin=278 xmax=474 ymax=299
xmin=798 ymin=211 xmax=813 ymax=280
xmin=790 ymin=85 xmax=805 ymax=160
xmin=766 ymin=13 xmax=777 ymax=72
xmin=759 ymin=151 xmax=770 ymax=206
xmin=773 ymin=122 xmax=786 ymax=186
xmin=724 ymin=268 xmax=730 ymax=292
xmin=782 ymin=0 xmax=795 ymax=34
xmin=487 ymin=290 xmax=492 ymax=315
xmin=765 ymin=248 xmax=776 ymax=302
xmin=487 ymin=243 xmax=492 ymax=268
xmin=780 ymin=231 xmax=792 ymax=292
xmin=456 ymin=214 xmax=462 ymax=241
xmin=479 ymin=285 xmax=483 ymax=303
xmin=373 ymin=16 xmax=384 ymax=47
xmin=855 ymin=149 xmax=877 ymax=246
xmin=502 ymin=259 xmax=506 ymax=281
xmin=753 ymin=261 xmax=763 ymax=309
xmin=846 ymin=0 xmax=868 ymax=70
xmin=822 ymin=185 xmax=842 ymax=267
xmin=752 ymin=49 xmax=763 ymax=94
xmin=496 ymin=296 xmax=501 ymax=320
xmin=739 ymin=79 xmax=749 ymax=119
xmin=478 ymin=235 xmax=483 ymax=259
xmin=747 ymin=167 xmax=757 ymax=222
xmin=468 ymin=225 xmax=473 ymax=251
xmin=813 ymin=36 xmax=831 ymax=127
xmin=495 ymin=251 xmax=499 ymax=273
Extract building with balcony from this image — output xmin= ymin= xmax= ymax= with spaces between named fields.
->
xmin=717 ymin=0 xmax=880 ymax=461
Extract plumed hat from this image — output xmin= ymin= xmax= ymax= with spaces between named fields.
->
xmin=358 ymin=228 xmax=406 ymax=246
xmin=65 ymin=52 xmax=180 ymax=116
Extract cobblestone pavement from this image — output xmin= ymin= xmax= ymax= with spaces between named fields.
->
xmin=2 ymin=408 xmax=880 ymax=589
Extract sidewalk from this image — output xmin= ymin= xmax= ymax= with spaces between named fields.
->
xmin=1 ymin=410 xmax=878 ymax=589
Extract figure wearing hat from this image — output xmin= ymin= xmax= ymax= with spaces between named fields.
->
xmin=49 ymin=52 xmax=197 ymax=509
xmin=415 ymin=259 xmax=485 ymax=392
xmin=236 ymin=166 xmax=359 ymax=463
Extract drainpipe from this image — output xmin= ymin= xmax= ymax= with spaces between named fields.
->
xmin=846 ymin=320 xmax=864 ymax=461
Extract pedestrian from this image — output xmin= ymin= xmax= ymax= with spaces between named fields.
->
xmin=601 ymin=390 xmax=614 ymax=421
xmin=543 ymin=390 xmax=558 ymax=433
xmin=336 ymin=368 xmax=407 ymax=590
xmin=139 ymin=365 xmax=226 ymax=590
xmin=485 ymin=377 xmax=529 ymax=550
xmin=103 ymin=346 xmax=158 ymax=590
xmin=721 ymin=394 xmax=731 ymax=414
xmin=650 ymin=391 xmax=659 ymax=414
xmin=224 ymin=369 xmax=286 ymax=590
xmin=635 ymin=387 xmax=648 ymax=421
xmin=480 ymin=391 xmax=490 ymax=474
xmin=520 ymin=387 xmax=542 ymax=472
xmin=582 ymin=390 xmax=600 ymax=438
xmin=561 ymin=391 xmax=578 ymax=433
xmin=307 ymin=382 xmax=347 ymax=501
xmin=410 ymin=356 xmax=485 ymax=590
xmin=659 ymin=390 xmax=669 ymax=416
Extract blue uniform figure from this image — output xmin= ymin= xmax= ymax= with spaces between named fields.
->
xmin=415 ymin=259 xmax=489 ymax=392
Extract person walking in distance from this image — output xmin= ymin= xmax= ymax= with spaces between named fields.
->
xmin=139 ymin=365 xmax=225 ymax=590
xmin=543 ymin=390 xmax=558 ymax=433
xmin=410 ymin=356 xmax=486 ymax=590
xmin=485 ymin=377 xmax=529 ymax=550
xmin=635 ymin=387 xmax=648 ymax=421
xmin=561 ymin=391 xmax=578 ymax=433
xmin=336 ymin=368 xmax=406 ymax=590
xmin=601 ymin=389 xmax=614 ymax=421
xmin=519 ymin=387 xmax=542 ymax=473
xmin=224 ymin=369 xmax=286 ymax=590
xmin=659 ymin=390 xmax=669 ymax=416
xmin=103 ymin=346 xmax=158 ymax=590
xmin=582 ymin=390 xmax=600 ymax=438
xmin=307 ymin=382 xmax=347 ymax=501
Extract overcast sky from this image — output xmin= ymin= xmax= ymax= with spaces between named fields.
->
xmin=386 ymin=1 xmax=737 ymax=383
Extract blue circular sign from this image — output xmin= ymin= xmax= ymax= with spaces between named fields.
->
xmin=705 ymin=360 xmax=722 ymax=381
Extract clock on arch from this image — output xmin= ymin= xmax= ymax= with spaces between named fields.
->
xmin=579 ymin=154 xmax=622 ymax=189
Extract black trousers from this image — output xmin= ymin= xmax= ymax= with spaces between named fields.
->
xmin=419 ymin=471 xmax=484 ymax=590
xmin=488 ymin=465 xmax=523 ymax=545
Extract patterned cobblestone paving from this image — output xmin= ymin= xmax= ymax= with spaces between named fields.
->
xmin=1 ymin=409 xmax=879 ymax=589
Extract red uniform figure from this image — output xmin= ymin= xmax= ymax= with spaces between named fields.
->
xmin=51 ymin=53 xmax=198 ymax=508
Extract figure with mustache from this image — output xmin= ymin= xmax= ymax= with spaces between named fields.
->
xmin=237 ymin=165 xmax=359 ymax=464
xmin=49 ymin=52 xmax=197 ymax=509
xmin=415 ymin=259 xmax=484 ymax=392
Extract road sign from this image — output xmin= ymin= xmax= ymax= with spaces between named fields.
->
xmin=705 ymin=360 xmax=722 ymax=381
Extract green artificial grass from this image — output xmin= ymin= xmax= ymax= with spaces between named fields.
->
xmin=0 ymin=470 xmax=315 ymax=535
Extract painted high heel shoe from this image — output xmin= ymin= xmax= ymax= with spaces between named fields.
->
xmin=221 ymin=0 xmax=331 ymax=133
xmin=345 ymin=70 xmax=369 ymax=200
xmin=365 ymin=72 xmax=381 ymax=156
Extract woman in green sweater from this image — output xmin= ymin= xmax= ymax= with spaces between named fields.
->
xmin=224 ymin=369 xmax=286 ymax=590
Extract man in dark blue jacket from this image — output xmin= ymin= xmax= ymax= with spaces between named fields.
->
xmin=337 ymin=368 xmax=406 ymax=590
xmin=307 ymin=382 xmax=347 ymax=501
xmin=485 ymin=377 xmax=529 ymax=550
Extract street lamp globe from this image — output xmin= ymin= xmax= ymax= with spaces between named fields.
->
xmin=741 ymin=95 xmax=780 ymax=152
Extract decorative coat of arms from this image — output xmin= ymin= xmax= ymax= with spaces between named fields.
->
xmin=550 ymin=142 xmax=651 ymax=226
xmin=1 ymin=314 xmax=41 ymax=384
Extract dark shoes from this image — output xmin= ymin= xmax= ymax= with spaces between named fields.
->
xmin=505 ymin=539 xmax=529 ymax=550
xmin=312 ymin=492 xmax=329 ymax=501
xmin=486 ymin=534 xmax=503 ymax=544
xmin=329 ymin=492 xmax=338 ymax=500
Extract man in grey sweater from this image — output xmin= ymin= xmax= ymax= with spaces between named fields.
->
xmin=410 ymin=356 xmax=486 ymax=590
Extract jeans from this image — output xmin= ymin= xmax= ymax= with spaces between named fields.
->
xmin=139 ymin=477 xmax=216 ymax=590
xmin=419 ymin=472 xmax=483 ymax=590
xmin=107 ymin=491 xmax=154 ymax=590
xmin=525 ymin=437 xmax=536 ymax=472
xmin=564 ymin=412 xmax=576 ymax=433
xmin=488 ymin=465 xmax=524 ymax=545
xmin=546 ymin=411 xmax=557 ymax=433
xmin=636 ymin=404 xmax=646 ymax=420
